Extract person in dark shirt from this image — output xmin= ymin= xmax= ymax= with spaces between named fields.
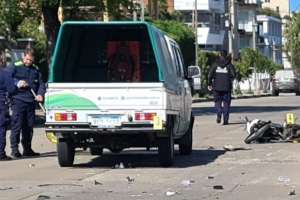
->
xmin=10 ymin=48 xmax=45 ymax=158
xmin=208 ymin=50 xmax=236 ymax=125
xmin=0 ymin=51 xmax=16 ymax=160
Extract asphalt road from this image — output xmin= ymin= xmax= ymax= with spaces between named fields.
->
xmin=1 ymin=94 xmax=300 ymax=200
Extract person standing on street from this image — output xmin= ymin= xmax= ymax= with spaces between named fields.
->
xmin=208 ymin=50 xmax=236 ymax=125
xmin=10 ymin=48 xmax=45 ymax=158
xmin=0 ymin=51 xmax=16 ymax=161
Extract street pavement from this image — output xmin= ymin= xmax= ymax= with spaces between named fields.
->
xmin=0 ymin=94 xmax=300 ymax=200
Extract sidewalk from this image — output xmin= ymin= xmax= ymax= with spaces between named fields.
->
xmin=192 ymin=92 xmax=272 ymax=103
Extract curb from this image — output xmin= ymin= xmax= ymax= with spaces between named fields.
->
xmin=192 ymin=93 xmax=272 ymax=103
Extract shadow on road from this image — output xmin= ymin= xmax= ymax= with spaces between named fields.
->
xmin=72 ymin=149 xmax=226 ymax=168
xmin=193 ymin=106 xmax=300 ymax=116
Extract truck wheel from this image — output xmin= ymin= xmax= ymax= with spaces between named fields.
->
xmin=179 ymin=116 xmax=194 ymax=155
xmin=57 ymin=140 xmax=75 ymax=167
xmin=90 ymin=147 xmax=103 ymax=156
xmin=158 ymin=116 xmax=174 ymax=167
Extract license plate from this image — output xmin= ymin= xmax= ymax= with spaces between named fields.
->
xmin=89 ymin=115 xmax=122 ymax=128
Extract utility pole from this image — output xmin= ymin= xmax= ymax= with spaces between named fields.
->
xmin=252 ymin=16 xmax=256 ymax=49
xmin=229 ymin=0 xmax=238 ymax=59
xmin=272 ymin=41 xmax=277 ymax=63
xmin=140 ymin=0 xmax=145 ymax=21
xmin=252 ymin=12 xmax=259 ymax=94
xmin=195 ymin=0 xmax=198 ymax=66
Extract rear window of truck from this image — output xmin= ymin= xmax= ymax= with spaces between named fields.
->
xmin=52 ymin=24 xmax=159 ymax=83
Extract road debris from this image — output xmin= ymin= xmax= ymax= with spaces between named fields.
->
xmin=213 ymin=185 xmax=224 ymax=190
xmin=36 ymin=195 xmax=51 ymax=200
xmin=289 ymin=188 xmax=296 ymax=196
xmin=29 ymin=163 xmax=36 ymax=168
xmin=94 ymin=180 xmax=103 ymax=185
xmin=126 ymin=176 xmax=135 ymax=184
xmin=180 ymin=179 xmax=195 ymax=187
xmin=278 ymin=176 xmax=290 ymax=184
xmin=0 ymin=187 xmax=13 ymax=191
xmin=208 ymin=176 xmax=214 ymax=179
xmin=166 ymin=191 xmax=177 ymax=196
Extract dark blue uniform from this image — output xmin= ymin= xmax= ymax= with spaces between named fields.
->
xmin=208 ymin=59 xmax=236 ymax=125
xmin=0 ymin=69 xmax=15 ymax=159
xmin=10 ymin=61 xmax=45 ymax=156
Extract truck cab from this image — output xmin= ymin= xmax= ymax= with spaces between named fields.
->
xmin=45 ymin=21 xmax=200 ymax=167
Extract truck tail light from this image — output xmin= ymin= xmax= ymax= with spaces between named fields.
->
xmin=55 ymin=113 xmax=77 ymax=121
xmin=135 ymin=112 xmax=156 ymax=121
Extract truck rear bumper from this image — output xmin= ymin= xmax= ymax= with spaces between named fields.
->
xmin=45 ymin=122 xmax=164 ymax=134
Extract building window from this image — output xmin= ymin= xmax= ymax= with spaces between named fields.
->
xmin=276 ymin=6 xmax=279 ymax=13
xmin=265 ymin=0 xmax=270 ymax=3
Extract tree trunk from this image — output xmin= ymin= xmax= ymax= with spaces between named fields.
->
xmin=42 ymin=3 xmax=60 ymax=69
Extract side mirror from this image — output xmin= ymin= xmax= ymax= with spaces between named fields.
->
xmin=187 ymin=66 xmax=201 ymax=91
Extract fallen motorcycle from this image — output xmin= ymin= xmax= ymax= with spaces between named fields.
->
xmin=244 ymin=115 xmax=300 ymax=144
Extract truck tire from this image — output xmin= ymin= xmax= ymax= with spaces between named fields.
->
xmin=57 ymin=140 xmax=75 ymax=167
xmin=90 ymin=147 xmax=103 ymax=155
xmin=179 ymin=116 xmax=194 ymax=155
xmin=158 ymin=116 xmax=174 ymax=167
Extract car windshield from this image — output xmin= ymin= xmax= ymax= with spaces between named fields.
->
xmin=275 ymin=70 xmax=295 ymax=79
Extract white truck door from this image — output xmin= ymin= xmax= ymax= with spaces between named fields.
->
xmin=169 ymin=44 xmax=187 ymax=134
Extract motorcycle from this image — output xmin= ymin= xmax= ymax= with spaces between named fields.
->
xmin=244 ymin=115 xmax=300 ymax=144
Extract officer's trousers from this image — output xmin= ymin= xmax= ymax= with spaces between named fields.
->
xmin=213 ymin=91 xmax=231 ymax=123
xmin=0 ymin=103 xmax=8 ymax=157
xmin=10 ymin=100 xmax=35 ymax=153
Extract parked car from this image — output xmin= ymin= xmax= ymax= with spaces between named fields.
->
xmin=45 ymin=21 xmax=201 ymax=167
xmin=272 ymin=69 xmax=300 ymax=96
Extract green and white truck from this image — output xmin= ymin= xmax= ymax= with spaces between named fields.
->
xmin=45 ymin=21 xmax=200 ymax=167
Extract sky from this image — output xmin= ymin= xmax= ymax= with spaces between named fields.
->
xmin=291 ymin=0 xmax=300 ymax=12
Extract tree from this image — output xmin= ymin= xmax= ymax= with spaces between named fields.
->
xmin=285 ymin=13 xmax=300 ymax=69
xmin=153 ymin=20 xmax=195 ymax=66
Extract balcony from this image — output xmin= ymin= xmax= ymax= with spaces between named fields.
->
xmin=174 ymin=0 xmax=224 ymax=12
xmin=197 ymin=27 xmax=225 ymax=45
xmin=237 ymin=0 xmax=261 ymax=6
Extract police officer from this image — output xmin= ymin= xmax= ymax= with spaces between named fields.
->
xmin=0 ymin=51 xmax=15 ymax=160
xmin=10 ymin=48 xmax=45 ymax=158
xmin=208 ymin=50 xmax=236 ymax=125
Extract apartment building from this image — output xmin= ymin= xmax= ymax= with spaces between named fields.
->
xmin=262 ymin=0 xmax=290 ymax=17
xmin=257 ymin=15 xmax=282 ymax=64
xmin=174 ymin=0 xmax=226 ymax=51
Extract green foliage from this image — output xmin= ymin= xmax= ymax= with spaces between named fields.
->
xmin=234 ymin=48 xmax=282 ymax=81
xmin=198 ymin=51 xmax=218 ymax=89
xmin=285 ymin=13 xmax=300 ymax=69
xmin=153 ymin=20 xmax=195 ymax=66
xmin=259 ymin=7 xmax=281 ymax=19
xmin=17 ymin=17 xmax=48 ymax=79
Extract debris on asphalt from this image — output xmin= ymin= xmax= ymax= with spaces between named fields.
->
xmin=119 ymin=162 xmax=125 ymax=169
xmin=241 ymin=172 xmax=246 ymax=175
xmin=208 ymin=176 xmax=214 ymax=179
xmin=180 ymin=179 xmax=195 ymax=187
xmin=114 ymin=162 xmax=125 ymax=169
xmin=213 ymin=185 xmax=224 ymax=190
xmin=289 ymin=188 xmax=296 ymax=196
xmin=36 ymin=195 xmax=51 ymax=200
xmin=94 ymin=180 xmax=103 ymax=185
xmin=0 ymin=187 xmax=13 ymax=191
xmin=38 ymin=184 xmax=83 ymax=187
xmin=29 ymin=163 xmax=36 ymax=168
xmin=126 ymin=176 xmax=135 ymax=184
xmin=278 ymin=176 xmax=290 ymax=184
xmin=223 ymin=145 xmax=250 ymax=151
xmin=166 ymin=191 xmax=177 ymax=196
